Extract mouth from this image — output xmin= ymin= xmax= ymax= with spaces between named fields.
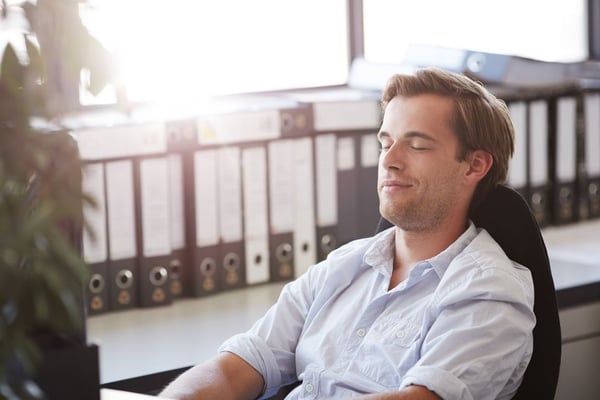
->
xmin=379 ymin=179 xmax=413 ymax=192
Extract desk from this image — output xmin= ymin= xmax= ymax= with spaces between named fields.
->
xmin=541 ymin=220 xmax=600 ymax=400
xmin=101 ymin=388 xmax=172 ymax=399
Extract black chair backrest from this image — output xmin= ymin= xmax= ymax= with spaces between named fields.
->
xmin=375 ymin=184 xmax=561 ymax=399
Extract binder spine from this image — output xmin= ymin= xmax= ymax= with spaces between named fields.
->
xmin=81 ymin=163 xmax=110 ymax=315
xmin=583 ymin=92 xmax=600 ymax=219
xmin=136 ymin=156 xmax=172 ymax=308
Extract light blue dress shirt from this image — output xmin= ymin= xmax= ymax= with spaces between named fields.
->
xmin=220 ymin=222 xmax=535 ymax=400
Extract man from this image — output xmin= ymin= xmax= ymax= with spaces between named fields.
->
xmin=160 ymin=67 xmax=535 ymax=400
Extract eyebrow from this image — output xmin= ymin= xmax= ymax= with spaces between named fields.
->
xmin=377 ymin=130 xmax=438 ymax=143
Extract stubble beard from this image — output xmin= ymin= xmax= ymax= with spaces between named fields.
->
xmin=379 ymin=188 xmax=455 ymax=233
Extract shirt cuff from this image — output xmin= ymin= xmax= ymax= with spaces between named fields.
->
xmin=219 ymin=332 xmax=283 ymax=398
xmin=401 ymin=366 xmax=473 ymax=400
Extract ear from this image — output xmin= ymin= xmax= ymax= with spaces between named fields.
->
xmin=464 ymin=150 xmax=493 ymax=183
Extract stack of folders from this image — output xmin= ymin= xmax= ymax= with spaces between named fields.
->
xmin=77 ymin=120 xmax=173 ymax=314
xmin=496 ymin=79 xmax=600 ymax=228
xmin=78 ymin=93 xmax=391 ymax=315
xmin=72 ymin=69 xmax=600 ymax=315
xmin=282 ymin=87 xmax=384 ymax=263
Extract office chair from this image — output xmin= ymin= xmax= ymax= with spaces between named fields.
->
xmin=375 ymin=184 xmax=562 ymax=399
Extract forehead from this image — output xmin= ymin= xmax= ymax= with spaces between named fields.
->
xmin=380 ymin=94 xmax=456 ymax=138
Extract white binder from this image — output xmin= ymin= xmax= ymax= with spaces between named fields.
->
xmin=293 ymin=137 xmax=317 ymax=277
xmin=241 ymin=146 xmax=270 ymax=285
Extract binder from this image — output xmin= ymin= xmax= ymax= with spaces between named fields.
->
xmin=293 ymin=136 xmax=317 ymax=277
xmin=400 ymin=43 xmax=568 ymax=87
xmin=217 ymin=146 xmax=245 ymax=290
xmin=287 ymin=87 xmax=382 ymax=252
xmin=528 ymin=99 xmax=551 ymax=226
xmin=583 ymin=91 xmax=600 ymax=219
xmin=81 ymin=163 xmax=109 ymax=315
xmin=314 ymin=133 xmax=338 ymax=261
xmin=241 ymin=145 xmax=270 ymax=285
xmin=166 ymin=153 xmax=187 ymax=299
xmin=105 ymin=160 xmax=139 ymax=310
xmin=336 ymin=134 xmax=360 ymax=245
xmin=74 ymin=120 xmax=170 ymax=309
xmin=357 ymin=132 xmax=382 ymax=238
xmin=551 ymin=95 xmax=579 ymax=224
xmin=267 ymin=139 xmax=296 ymax=281
xmin=506 ymin=100 xmax=529 ymax=198
xmin=136 ymin=156 xmax=172 ymax=307
xmin=266 ymin=103 xmax=313 ymax=277
xmin=165 ymin=119 xmax=198 ymax=298
xmin=191 ymin=149 xmax=221 ymax=296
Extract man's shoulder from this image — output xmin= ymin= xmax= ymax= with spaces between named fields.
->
xmin=442 ymin=228 xmax=534 ymax=301
xmin=461 ymin=228 xmax=529 ymax=273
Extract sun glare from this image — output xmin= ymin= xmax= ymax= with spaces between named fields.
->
xmin=79 ymin=0 xmax=349 ymax=106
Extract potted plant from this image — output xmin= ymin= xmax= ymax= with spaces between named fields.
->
xmin=0 ymin=1 xmax=119 ymax=398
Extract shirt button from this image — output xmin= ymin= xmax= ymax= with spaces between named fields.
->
xmin=356 ymin=328 xmax=366 ymax=337
xmin=305 ymin=383 xmax=314 ymax=393
xmin=396 ymin=330 xmax=405 ymax=338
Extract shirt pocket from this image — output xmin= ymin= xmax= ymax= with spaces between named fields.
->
xmin=350 ymin=317 xmax=423 ymax=389
xmin=377 ymin=317 xmax=421 ymax=348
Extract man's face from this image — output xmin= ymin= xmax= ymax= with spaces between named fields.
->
xmin=377 ymin=94 xmax=470 ymax=232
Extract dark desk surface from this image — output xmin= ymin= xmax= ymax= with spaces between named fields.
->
xmin=101 ymin=388 xmax=171 ymax=399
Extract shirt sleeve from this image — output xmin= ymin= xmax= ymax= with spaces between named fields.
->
xmin=400 ymin=262 xmax=535 ymax=400
xmin=218 ymin=262 xmax=324 ymax=398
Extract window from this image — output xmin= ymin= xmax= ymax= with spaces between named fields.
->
xmin=80 ymin=0 xmax=349 ymax=105
xmin=363 ymin=0 xmax=587 ymax=64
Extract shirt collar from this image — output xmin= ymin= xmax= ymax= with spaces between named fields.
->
xmin=363 ymin=221 xmax=478 ymax=279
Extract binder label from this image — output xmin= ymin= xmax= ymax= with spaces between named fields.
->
xmin=140 ymin=157 xmax=171 ymax=257
xmin=82 ymin=163 xmax=108 ymax=264
xmin=75 ymin=123 xmax=167 ymax=160
xmin=194 ymin=150 xmax=219 ymax=246
xmin=105 ymin=160 xmax=137 ymax=260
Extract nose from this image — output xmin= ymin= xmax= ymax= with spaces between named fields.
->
xmin=380 ymin=143 xmax=404 ymax=171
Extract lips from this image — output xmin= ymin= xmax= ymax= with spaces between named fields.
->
xmin=380 ymin=179 xmax=413 ymax=192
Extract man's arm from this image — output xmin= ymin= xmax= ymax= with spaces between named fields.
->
xmin=159 ymin=352 xmax=264 ymax=400
xmin=358 ymin=385 xmax=442 ymax=400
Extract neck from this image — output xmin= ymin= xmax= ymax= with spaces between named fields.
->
xmin=390 ymin=215 xmax=468 ymax=288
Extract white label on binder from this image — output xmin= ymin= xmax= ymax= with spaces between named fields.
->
xmin=268 ymin=139 xmax=295 ymax=234
xmin=168 ymin=154 xmax=185 ymax=250
xmin=105 ymin=160 xmax=137 ymax=260
xmin=75 ymin=123 xmax=167 ymax=161
xmin=198 ymin=110 xmax=281 ymax=145
xmin=313 ymin=100 xmax=381 ymax=131
xmin=82 ymin=163 xmax=107 ymax=264
xmin=294 ymin=137 xmax=317 ymax=276
xmin=337 ymin=137 xmax=355 ymax=171
xmin=242 ymin=147 xmax=269 ymax=239
xmin=556 ymin=97 xmax=577 ymax=183
xmin=529 ymin=100 xmax=549 ymax=187
xmin=361 ymin=133 xmax=380 ymax=168
xmin=507 ymin=101 xmax=527 ymax=189
xmin=218 ymin=147 xmax=243 ymax=243
xmin=140 ymin=158 xmax=171 ymax=257
xmin=315 ymin=134 xmax=337 ymax=226
xmin=242 ymin=146 xmax=269 ymax=284
xmin=584 ymin=93 xmax=600 ymax=176
xmin=194 ymin=150 xmax=220 ymax=247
